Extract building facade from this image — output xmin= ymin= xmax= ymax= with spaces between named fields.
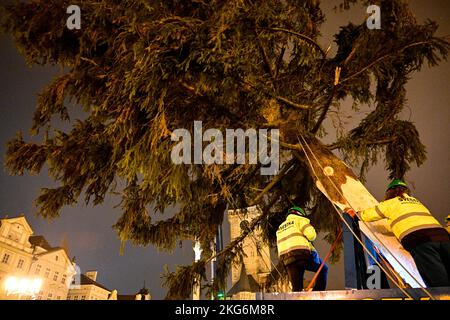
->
xmin=227 ymin=206 xmax=290 ymax=298
xmin=67 ymin=270 xmax=112 ymax=300
xmin=0 ymin=215 xmax=76 ymax=300
xmin=113 ymin=286 xmax=152 ymax=300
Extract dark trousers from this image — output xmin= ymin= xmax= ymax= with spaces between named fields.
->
xmin=285 ymin=251 xmax=328 ymax=291
xmin=410 ymin=241 xmax=450 ymax=287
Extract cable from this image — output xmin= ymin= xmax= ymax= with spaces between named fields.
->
xmin=305 ymin=229 xmax=343 ymax=291
xmin=297 ymin=132 xmax=435 ymax=299
xmin=296 ymin=133 xmax=415 ymax=299
xmin=296 ymin=132 xmax=435 ymax=299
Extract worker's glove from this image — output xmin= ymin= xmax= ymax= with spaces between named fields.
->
xmin=344 ymin=207 xmax=357 ymax=219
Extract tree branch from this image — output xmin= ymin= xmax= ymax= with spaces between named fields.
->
xmin=249 ymin=158 xmax=296 ymax=206
xmin=340 ymin=40 xmax=434 ymax=84
xmin=258 ymin=27 xmax=326 ymax=58
xmin=254 ymin=30 xmax=275 ymax=80
xmin=274 ymin=95 xmax=311 ymax=110
xmin=327 ymin=137 xmax=397 ymax=150
xmin=275 ymin=45 xmax=286 ymax=77
xmin=279 ymin=140 xmax=304 ymax=152
xmin=204 ymin=189 xmax=282 ymax=265
xmin=311 ymin=86 xmax=336 ymax=134
xmin=241 ymin=79 xmax=312 ymax=110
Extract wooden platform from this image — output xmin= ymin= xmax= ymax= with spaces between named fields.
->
xmin=254 ymin=287 xmax=450 ymax=300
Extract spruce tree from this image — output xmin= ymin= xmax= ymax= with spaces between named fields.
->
xmin=1 ymin=0 xmax=448 ymax=298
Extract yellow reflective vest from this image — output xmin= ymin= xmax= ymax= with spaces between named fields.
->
xmin=360 ymin=194 xmax=443 ymax=242
xmin=276 ymin=214 xmax=316 ymax=257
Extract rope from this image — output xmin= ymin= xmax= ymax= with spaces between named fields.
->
xmin=372 ymin=245 xmax=407 ymax=287
xmin=296 ymin=132 xmax=435 ymax=299
xmin=306 ymin=229 xmax=343 ymax=291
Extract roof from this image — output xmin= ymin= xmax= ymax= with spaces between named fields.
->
xmin=1 ymin=215 xmax=34 ymax=234
xmin=80 ymin=273 xmax=111 ymax=292
xmin=29 ymin=235 xmax=71 ymax=259
xmin=116 ymin=295 xmax=137 ymax=300
xmin=227 ymin=264 xmax=260 ymax=296
xmin=116 ymin=286 xmax=151 ymax=300
xmin=138 ymin=286 xmax=149 ymax=295
xmin=29 ymin=235 xmax=53 ymax=250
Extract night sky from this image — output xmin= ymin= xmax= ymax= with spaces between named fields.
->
xmin=0 ymin=1 xmax=449 ymax=299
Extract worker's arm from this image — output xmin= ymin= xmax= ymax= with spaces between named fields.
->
xmin=300 ymin=223 xmax=317 ymax=242
xmin=360 ymin=198 xmax=397 ymax=222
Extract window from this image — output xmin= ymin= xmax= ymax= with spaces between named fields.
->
xmin=2 ymin=253 xmax=10 ymax=264
xmin=81 ymin=295 xmax=85 ymax=300
xmin=61 ymin=274 xmax=67 ymax=285
xmin=35 ymin=264 xmax=41 ymax=275
xmin=56 ymin=296 xmax=61 ymax=300
xmin=55 ymin=255 xmax=59 ymax=262
xmin=7 ymin=230 xmax=20 ymax=242
xmin=44 ymin=268 xmax=50 ymax=278
xmin=53 ymin=271 xmax=59 ymax=282
xmin=17 ymin=259 xmax=24 ymax=269
xmin=47 ymin=293 xmax=52 ymax=300
xmin=74 ymin=295 xmax=78 ymax=300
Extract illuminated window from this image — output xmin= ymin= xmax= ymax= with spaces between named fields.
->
xmin=1 ymin=253 xmax=10 ymax=264
xmin=47 ymin=293 xmax=53 ymax=300
xmin=17 ymin=259 xmax=24 ymax=269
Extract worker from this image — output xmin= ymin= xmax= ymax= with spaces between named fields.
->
xmin=276 ymin=206 xmax=328 ymax=291
xmin=446 ymin=215 xmax=450 ymax=234
xmin=345 ymin=179 xmax=450 ymax=287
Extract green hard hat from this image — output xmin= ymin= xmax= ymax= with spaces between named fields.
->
xmin=387 ymin=179 xmax=408 ymax=191
xmin=289 ymin=206 xmax=306 ymax=216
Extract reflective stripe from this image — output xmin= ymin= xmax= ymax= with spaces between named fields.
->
xmin=375 ymin=206 xmax=385 ymax=218
xmin=300 ymin=224 xmax=312 ymax=234
xmin=390 ymin=212 xmax=431 ymax=229
xmin=398 ymin=224 xmax=444 ymax=241
xmin=279 ymin=245 xmax=311 ymax=256
xmin=277 ymin=232 xmax=303 ymax=244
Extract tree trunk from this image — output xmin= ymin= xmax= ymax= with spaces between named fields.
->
xmin=302 ymin=136 xmax=426 ymax=288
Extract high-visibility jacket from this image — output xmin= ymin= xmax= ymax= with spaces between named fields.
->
xmin=276 ymin=214 xmax=316 ymax=257
xmin=360 ymin=194 xmax=444 ymax=242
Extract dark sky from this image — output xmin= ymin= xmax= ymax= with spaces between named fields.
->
xmin=0 ymin=1 xmax=449 ymax=299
